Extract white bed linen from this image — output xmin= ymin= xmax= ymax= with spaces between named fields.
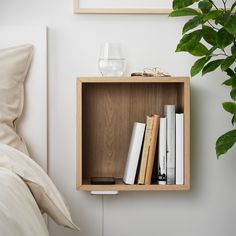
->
xmin=0 ymin=143 xmax=79 ymax=231
xmin=0 ymin=167 xmax=49 ymax=236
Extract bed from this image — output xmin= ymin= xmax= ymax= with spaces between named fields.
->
xmin=0 ymin=26 xmax=79 ymax=235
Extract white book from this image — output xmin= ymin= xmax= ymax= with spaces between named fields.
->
xmin=123 ymin=122 xmax=146 ymax=185
xmin=176 ymin=113 xmax=184 ymax=185
xmin=158 ymin=117 xmax=167 ymax=185
xmin=164 ymin=105 xmax=176 ymax=184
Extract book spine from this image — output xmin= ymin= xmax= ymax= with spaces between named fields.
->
xmin=145 ymin=115 xmax=160 ymax=185
xmin=137 ymin=117 xmax=153 ymax=184
xmin=164 ymin=105 xmax=176 ymax=184
xmin=158 ymin=117 xmax=167 ymax=185
xmin=123 ymin=122 xmax=146 ymax=185
xmin=176 ymin=113 xmax=184 ymax=185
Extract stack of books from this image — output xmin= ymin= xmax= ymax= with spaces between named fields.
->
xmin=123 ymin=105 xmax=184 ymax=185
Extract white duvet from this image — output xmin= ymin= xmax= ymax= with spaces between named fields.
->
xmin=0 ymin=167 xmax=49 ymax=236
xmin=0 ymin=143 xmax=79 ymax=236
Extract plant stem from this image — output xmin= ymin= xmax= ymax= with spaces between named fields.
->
xmin=222 ymin=49 xmax=229 ymax=57
xmin=209 ymin=0 xmax=219 ymax=10
xmin=222 ymin=0 xmax=227 ymax=11
xmin=207 ymin=21 xmax=219 ymax=31
xmin=213 ymin=53 xmax=227 ymax=57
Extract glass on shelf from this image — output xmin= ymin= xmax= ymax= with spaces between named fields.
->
xmin=98 ymin=42 xmax=126 ymax=77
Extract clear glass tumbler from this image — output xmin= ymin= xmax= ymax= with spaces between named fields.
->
xmin=98 ymin=43 xmax=126 ymax=77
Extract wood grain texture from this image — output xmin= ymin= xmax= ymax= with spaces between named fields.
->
xmin=80 ymin=179 xmax=189 ymax=191
xmin=76 ymin=77 xmax=190 ymax=191
xmin=76 ymin=80 xmax=82 ymax=188
xmin=74 ymin=8 xmax=172 ymax=14
xmin=73 ymin=0 xmax=171 ymax=14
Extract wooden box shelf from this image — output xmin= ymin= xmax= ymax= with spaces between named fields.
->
xmin=76 ymin=77 xmax=190 ymax=191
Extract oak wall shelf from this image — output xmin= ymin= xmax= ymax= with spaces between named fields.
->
xmin=76 ymin=77 xmax=190 ymax=191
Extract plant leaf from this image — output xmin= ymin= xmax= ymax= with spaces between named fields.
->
xmin=203 ymin=10 xmax=222 ymax=21
xmin=187 ymin=42 xmax=208 ymax=56
xmin=231 ymin=45 xmax=236 ymax=56
xmin=232 ymin=115 xmax=236 ymax=125
xmin=202 ymin=25 xmax=217 ymax=46
xmin=221 ymin=56 xmax=235 ymax=71
xmin=176 ymin=30 xmax=202 ymax=52
xmin=216 ymin=129 xmax=236 ymax=158
xmin=202 ymin=59 xmax=223 ymax=75
xmin=231 ymin=1 xmax=236 ymax=11
xmin=222 ymin=75 xmax=236 ymax=88
xmin=198 ymin=0 xmax=212 ymax=13
xmin=191 ymin=56 xmax=209 ymax=76
xmin=215 ymin=10 xmax=231 ymax=26
xmin=216 ymin=28 xmax=234 ymax=49
xmin=206 ymin=45 xmax=217 ymax=58
xmin=231 ymin=75 xmax=236 ymax=89
xmin=222 ymin=78 xmax=233 ymax=86
xmin=225 ymin=68 xmax=235 ymax=77
xmin=225 ymin=15 xmax=236 ymax=35
xmin=169 ymin=8 xmax=200 ymax=17
xmin=230 ymin=89 xmax=236 ymax=101
xmin=173 ymin=0 xmax=198 ymax=10
xmin=222 ymin=102 xmax=236 ymax=114
xmin=182 ymin=15 xmax=203 ymax=34
xmin=222 ymin=74 xmax=236 ymax=86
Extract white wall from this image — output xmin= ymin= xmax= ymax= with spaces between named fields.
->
xmin=1 ymin=1 xmax=236 ymax=236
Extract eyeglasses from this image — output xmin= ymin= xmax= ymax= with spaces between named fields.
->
xmin=131 ymin=67 xmax=171 ymax=77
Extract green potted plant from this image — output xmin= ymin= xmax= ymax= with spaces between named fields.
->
xmin=170 ymin=0 xmax=236 ymax=158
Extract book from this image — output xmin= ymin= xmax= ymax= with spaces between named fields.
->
xmin=144 ymin=115 xmax=160 ymax=184
xmin=158 ymin=117 xmax=167 ymax=185
xmin=123 ymin=122 xmax=146 ymax=185
xmin=137 ymin=116 xmax=154 ymax=184
xmin=164 ymin=105 xmax=176 ymax=184
xmin=176 ymin=113 xmax=184 ymax=185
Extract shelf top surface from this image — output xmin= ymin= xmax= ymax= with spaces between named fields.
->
xmin=77 ymin=76 xmax=190 ymax=83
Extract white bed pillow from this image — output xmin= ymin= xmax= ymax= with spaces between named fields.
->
xmin=0 ymin=143 xmax=80 ymax=231
xmin=0 ymin=44 xmax=33 ymax=155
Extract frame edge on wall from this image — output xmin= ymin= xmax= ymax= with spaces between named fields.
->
xmin=73 ymin=0 xmax=172 ymax=14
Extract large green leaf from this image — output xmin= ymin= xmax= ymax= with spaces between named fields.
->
xmin=176 ymin=30 xmax=202 ymax=52
xmin=215 ymin=10 xmax=231 ymax=26
xmin=173 ymin=0 xmax=198 ymax=10
xmin=202 ymin=59 xmax=223 ymax=75
xmin=169 ymin=8 xmax=200 ymax=17
xmin=232 ymin=115 xmax=236 ymax=125
xmin=222 ymin=102 xmax=236 ymax=114
xmin=230 ymin=89 xmax=236 ymax=101
xmin=231 ymin=1 xmax=236 ymax=11
xmin=223 ymin=78 xmax=233 ymax=86
xmin=221 ymin=56 xmax=235 ymax=71
xmin=187 ymin=42 xmax=208 ymax=56
xmin=182 ymin=15 xmax=203 ymax=34
xmin=216 ymin=28 xmax=234 ymax=49
xmin=232 ymin=76 xmax=236 ymax=89
xmin=225 ymin=15 xmax=236 ymax=35
xmin=222 ymin=74 xmax=236 ymax=86
xmin=191 ymin=56 xmax=209 ymax=76
xmin=198 ymin=0 xmax=212 ymax=13
xmin=203 ymin=10 xmax=222 ymax=21
xmin=216 ymin=129 xmax=236 ymax=158
xmin=202 ymin=25 xmax=217 ymax=46
xmin=231 ymin=45 xmax=236 ymax=56
xmin=225 ymin=68 xmax=235 ymax=77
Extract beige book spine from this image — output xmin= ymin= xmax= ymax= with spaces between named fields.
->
xmin=144 ymin=115 xmax=160 ymax=184
xmin=137 ymin=116 xmax=154 ymax=184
